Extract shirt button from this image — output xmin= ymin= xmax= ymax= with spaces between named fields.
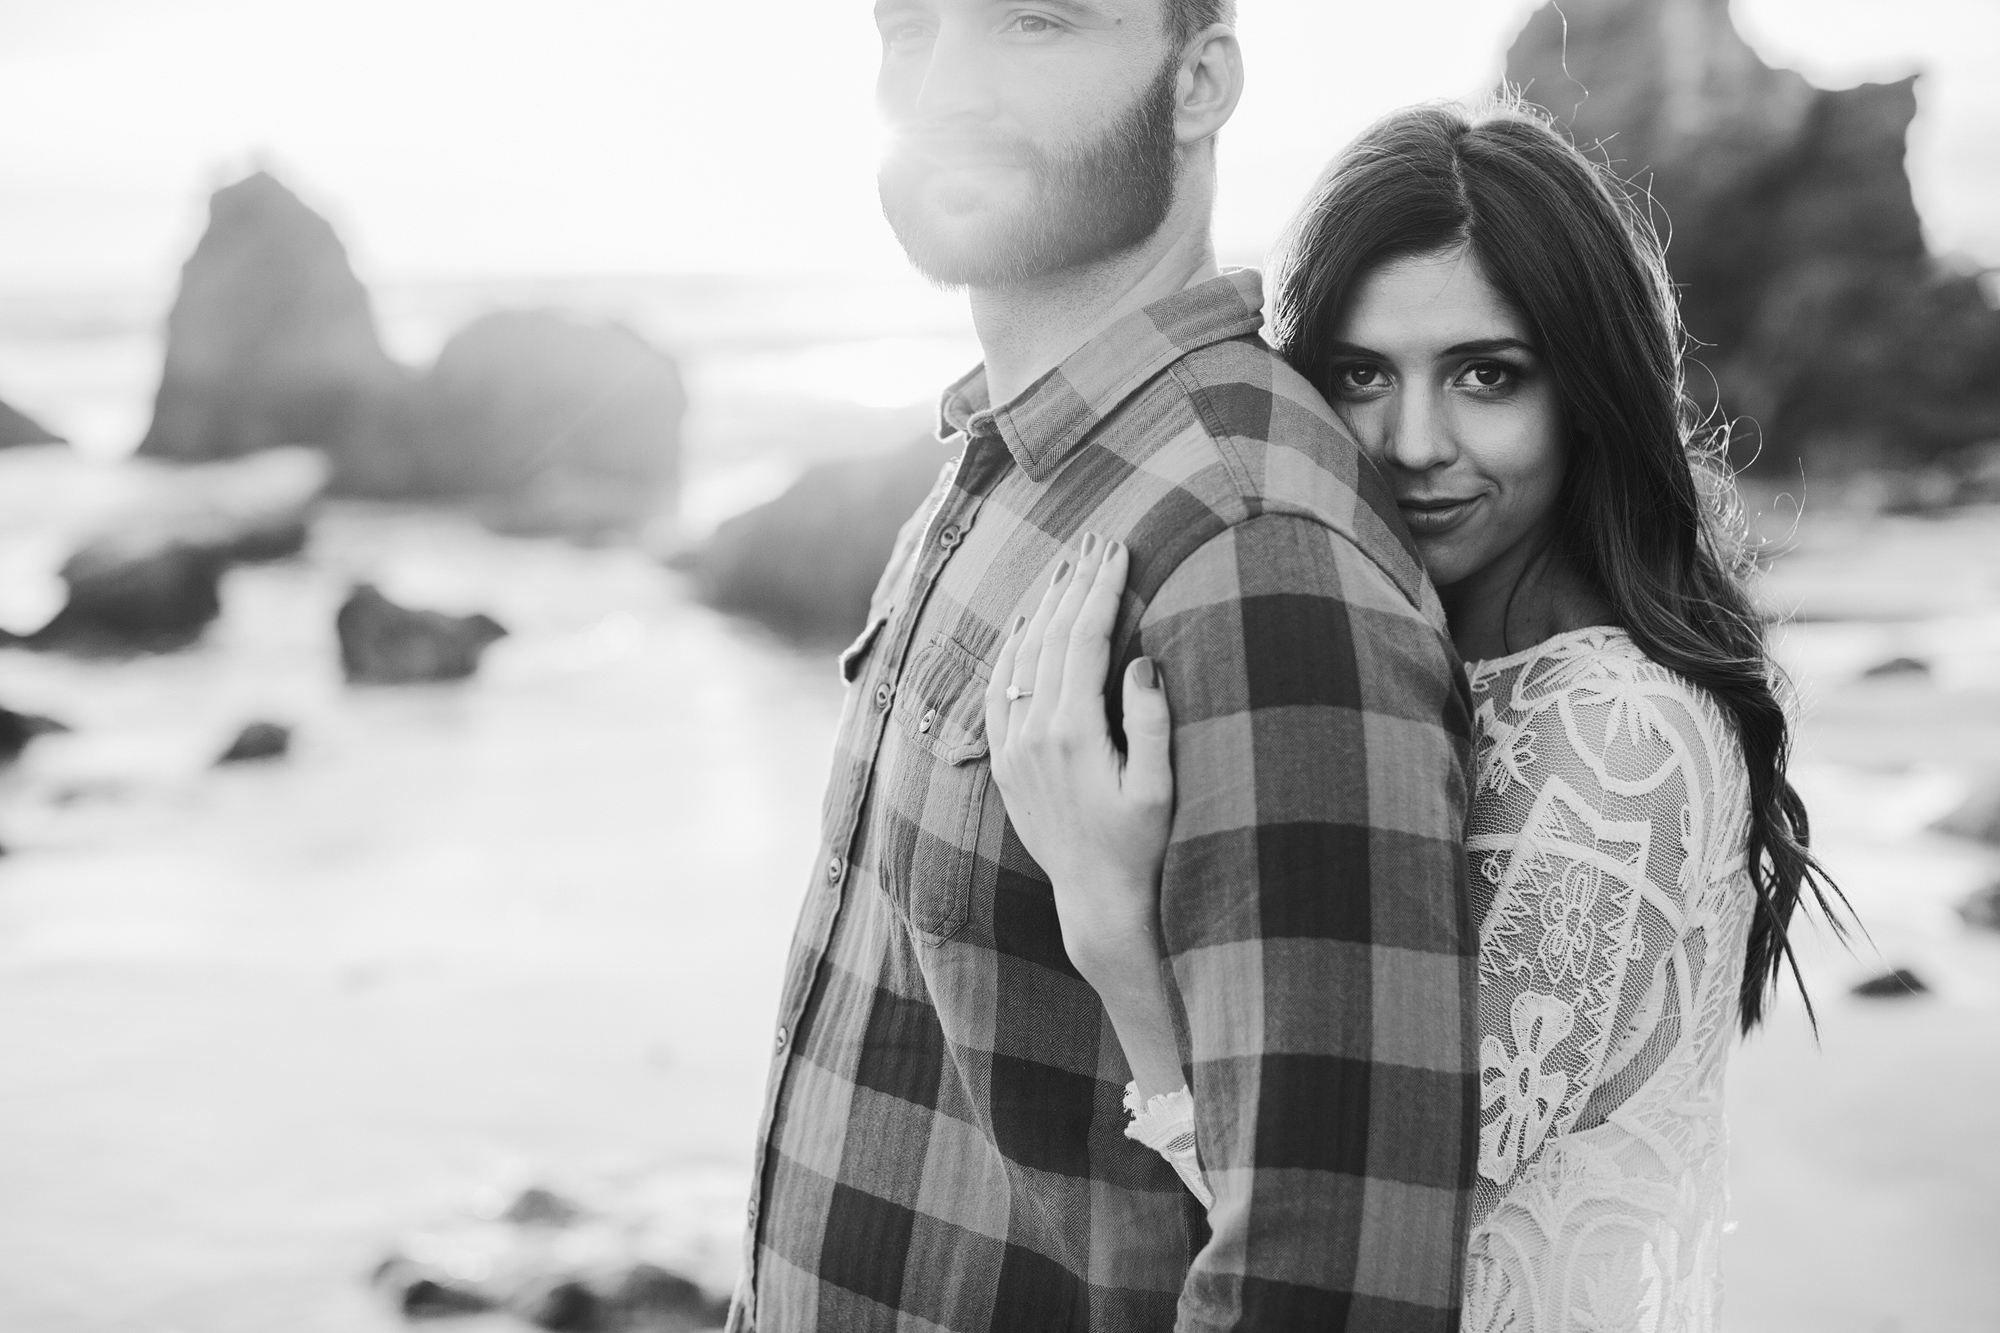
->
xmin=746 ymin=1197 xmax=759 ymax=1226
xmin=874 ymin=682 xmax=893 ymax=712
xmin=938 ymin=524 xmax=962 ymax=550
xmin=775 ymin=1025 xmax=789 ymax=1052
xmin=826 ymin=854 xmax=846 ymax=884
xmin=918 ymin=707 xmax=937 ymax=735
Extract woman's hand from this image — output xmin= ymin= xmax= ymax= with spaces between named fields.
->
xmin=984 ymin=533 xmax=1176 ymax=991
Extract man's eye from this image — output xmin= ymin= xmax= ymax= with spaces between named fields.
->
xmin=881 ymin=19 xmax=931 ymax=45
xmin=1008 ymin=13 xmax=1059 ymax=33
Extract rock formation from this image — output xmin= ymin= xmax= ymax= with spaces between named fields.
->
xmin=341 ymin=310 xmax=685 ymax=539
xmin=7 ymin=448 xmax=328 ymax=654
xmin=1506 ymin=0 xmax=2000 ymax=474
xmin=138 ymin=171 xmax=404 ymax=464
xmin=32 ymin=535 xmax=228 ymax=654
xmin=336 ymin=584 xmax=507 ymax=685
xmin=0 ymin=398 xmax=63 ymax=449
xmin=135 ymin=170 xmax=685 ymax=540
xmin=677 ymin=436 xmax=949 ymax=644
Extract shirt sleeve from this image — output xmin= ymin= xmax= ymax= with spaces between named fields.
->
xmin=1140 ymin=512 xmax=1479 ymax=1332
xmin=1464 ymin=661 xmax=1726 ymax=1223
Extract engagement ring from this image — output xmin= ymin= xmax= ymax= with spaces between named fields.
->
xmin=1005 ymin=686 xmax=1034 ymax=701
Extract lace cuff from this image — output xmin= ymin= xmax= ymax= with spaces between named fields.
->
xmin=1123 ymin=1082 xmax=1214 ymax=1208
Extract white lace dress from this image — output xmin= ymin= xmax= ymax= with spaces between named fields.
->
xmin=1128 ymin=628 xmax=1755 ymax=1332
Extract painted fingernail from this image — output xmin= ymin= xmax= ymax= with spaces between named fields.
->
xmin=1108 ymin=540 xmax=1124 ymax=560
xmin=1052 ymin=560 xmax=1071 ymax=585
xmin=1080 ymin=532 xmax=1098 ymax=557
xmin=1011 ymin=615 xmax=1027 ymax=635
xmin=1133 ymin=657 xmax=1159 ymax=689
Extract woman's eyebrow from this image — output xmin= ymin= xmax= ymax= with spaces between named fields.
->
xmin=1444 ymin=337 xmax=1538 ymax=356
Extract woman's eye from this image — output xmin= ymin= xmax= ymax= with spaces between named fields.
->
xmin=1336 ymin=363 xmax=1388 ymax=395
xmin=1458 ymin=361 xmax=1514 ymax=391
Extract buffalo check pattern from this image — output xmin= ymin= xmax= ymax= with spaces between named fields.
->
xmin=730 ymin=270 xmax=1478 ymax=1333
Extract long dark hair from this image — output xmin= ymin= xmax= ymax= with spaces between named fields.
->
xmin=1269 ymin=100 xmax=1846 ymax=1031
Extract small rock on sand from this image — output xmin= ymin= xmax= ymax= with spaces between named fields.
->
xmin=1956 ymin=881 xmax=2000 ymax=933
xmin=1862 ymin=656 xmax=1931 ymax=680
xmin=335 ymin=584 xmax=507 ymax=685
xmin=1851 ymin=968 xmax=1929 ymax=998
xmin=1933 ymin=777 xmax=2000 ymax=847
xmin=215 ymin=722 xmax=291 ymax=765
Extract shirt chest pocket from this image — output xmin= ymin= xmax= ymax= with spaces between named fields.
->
xmin=880 ymin=634 xmax=991 ymax=947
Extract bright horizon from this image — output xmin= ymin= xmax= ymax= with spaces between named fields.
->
xmin=0 ymin=0 xmax=1995 ymax=295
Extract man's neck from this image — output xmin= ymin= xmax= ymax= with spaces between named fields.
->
xmin=968 ymin=210 xmax=1220 ymax=407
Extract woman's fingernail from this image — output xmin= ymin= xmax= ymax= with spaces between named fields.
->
xmin=1109 ymin=540 xmax=1124 ymax=560
xmin=1011 ymin=615 xmax=1027 ymax=635
xmin=1052 ymin=560 xmax=1071 ymax=585
xmin=1134 ymin=657 xmax=1158 ymax=689
xmin=1080 ymin=531 xmax=1098 ymax=557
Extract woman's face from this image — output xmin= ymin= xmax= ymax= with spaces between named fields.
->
xmin=1325 ymin=245 xmax=1568 ymax=596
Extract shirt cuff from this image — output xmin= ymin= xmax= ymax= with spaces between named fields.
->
xmin=1122 ymin=1082 xmax=1214 ymax=1209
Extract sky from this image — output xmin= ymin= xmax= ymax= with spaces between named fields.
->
xmin=0 ymin=0 xmax=1995 ymax=292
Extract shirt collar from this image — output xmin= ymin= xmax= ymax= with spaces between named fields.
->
xmin=937 ymin=268 xmax=1268 ymax=483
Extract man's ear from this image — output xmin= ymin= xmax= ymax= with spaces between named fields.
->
xmin=1175 ymin=24 xmax=1243 ymax=147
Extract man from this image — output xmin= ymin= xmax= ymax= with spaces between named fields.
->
xmin=731 ymin=2 xmax=1477 ymax=1328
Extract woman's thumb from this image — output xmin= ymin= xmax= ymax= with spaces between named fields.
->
xmin=1121 ymin=657 xmax=1174 ymax=802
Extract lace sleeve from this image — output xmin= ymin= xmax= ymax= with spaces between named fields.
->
xmin=1466 ymin=658 xmax=1726 ymax=1220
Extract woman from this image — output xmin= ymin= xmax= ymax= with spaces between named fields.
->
xmin=981 ymin=102 xmax=1843 ymax=1330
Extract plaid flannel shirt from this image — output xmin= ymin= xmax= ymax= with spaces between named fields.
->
xmin=732 ymin=270 xmax=1477 ymax=1332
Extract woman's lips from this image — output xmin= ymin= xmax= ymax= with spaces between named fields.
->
xmin=1397 ymin=495 xmax=1482 ymax=537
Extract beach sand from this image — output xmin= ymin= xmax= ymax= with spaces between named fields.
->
xmin=0 ymin=501 xmax=1993 ymax=1332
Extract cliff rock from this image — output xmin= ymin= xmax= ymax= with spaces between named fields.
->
xmin=1506 ymin=0 xmax=2000 ymax=473
xmin=340 ymin=310 xmax=684 ymax=539
xmin=678 ymin=436 xmax=949 ymax=644
xmin=137 ymin=171 xmax=403 ymax=463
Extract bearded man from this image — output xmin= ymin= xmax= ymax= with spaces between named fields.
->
xmin=730 ymin=3 xmax=1477 ymax=1329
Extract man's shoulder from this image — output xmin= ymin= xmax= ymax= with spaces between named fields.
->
xmin=1116 ymin=334 xmax=1433 ymax=615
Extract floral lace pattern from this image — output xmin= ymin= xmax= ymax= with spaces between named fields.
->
xmin=1463 ymin=628 xmax=1752 ymax=1333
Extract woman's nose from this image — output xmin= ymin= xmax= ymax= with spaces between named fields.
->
xmin=1385 ymin=389 xmax=1458 ymax=473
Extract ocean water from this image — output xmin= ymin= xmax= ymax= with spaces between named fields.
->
xmin=0 ymin=284 xmax=1997 ymax=1331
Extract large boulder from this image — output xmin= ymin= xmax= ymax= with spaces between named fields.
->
xmin=1506 ymin=0 xmax=2000 ymax=474
xmin=31 ymin=535 xmax=229 ymax=654
xmin=5 ymin=448 xmax=329 ymax=654
xmin=340 ymin=311 xmax=685 ymax=540
xmin=676 ymin=436 xmax=950 ymax=644
xmin=0 ymin=398 xmax=63 ymax=450
xmin=137 ymin=171 xmax=404 ymax=464
xmin=335 ymin=584 xmax=508 ymax=685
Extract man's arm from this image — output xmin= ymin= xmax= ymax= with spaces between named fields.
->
xmin=1140 ymin=512 xmax=1477 ymax=1332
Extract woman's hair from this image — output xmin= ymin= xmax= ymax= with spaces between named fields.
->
xmin=1268 ymin=99 xmax=1845 ymax=1031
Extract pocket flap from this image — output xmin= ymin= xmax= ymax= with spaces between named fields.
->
xmin=898 ymin=634 xmax=990 ymax=765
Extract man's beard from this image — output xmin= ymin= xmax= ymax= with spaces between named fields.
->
xmin=878 ymin=61 xmax=1182 ymax=288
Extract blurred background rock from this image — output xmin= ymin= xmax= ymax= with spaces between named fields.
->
xmin=0 ymin=1 xmax=1994 ymax=1331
